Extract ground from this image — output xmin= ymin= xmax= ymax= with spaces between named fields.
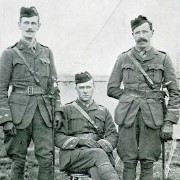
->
xmin=0 ymin=127 xmax=180 ymax=180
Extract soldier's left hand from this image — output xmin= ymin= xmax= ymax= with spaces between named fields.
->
xmin=161 ymin=121 xmax=173 ymax=140
xmin=54 ymin=119 xmax=62 ymax=130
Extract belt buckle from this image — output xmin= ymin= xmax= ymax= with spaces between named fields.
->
xmin=28 ymin=86 xmax=33 ymax=95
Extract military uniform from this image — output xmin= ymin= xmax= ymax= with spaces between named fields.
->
xmin=0 ymin=39 xmax=61 ymax=179
xmin=55 ymin=99 xmax=119 ymax=180
xmin=107 ymin=46 xmax=180 ymax=179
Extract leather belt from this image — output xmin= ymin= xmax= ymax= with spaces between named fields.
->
xmin=124 ymin=88 xmax=165 ymax=99
xmin=12 ymin=86 xmax=46 ymax=95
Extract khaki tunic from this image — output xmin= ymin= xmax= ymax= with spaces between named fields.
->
xmin=55 ymin=100 xmax=118 ymax=171
xmin=0 ymin=40 xmax=61 ymax=129
xmin=107 ymin=47 xmax=180 ymax=129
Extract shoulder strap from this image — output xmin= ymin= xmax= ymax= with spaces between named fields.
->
xmin=72 ymin=102 xmax=100 ymax=133
xmin=13 ymin=47 xmax=40 ymax=85
xmin=127 ymin=51 xmax=155 ymax=90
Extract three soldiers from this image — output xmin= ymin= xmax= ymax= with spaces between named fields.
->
xmin=0 ymin=6 xmax=180 ymax=180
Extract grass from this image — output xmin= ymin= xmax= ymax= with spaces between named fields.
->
xmin=1 ymin=127 xmax=180 ymax=180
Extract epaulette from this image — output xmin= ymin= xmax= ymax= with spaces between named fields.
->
xmin=8 ymin=42 xmax=18 ymax=49
xmin=65 ymin=101 xmax=74 ymax=105
xmin=122 ymin=48 xmax=131 ymax=54
xmin=98 ymin=104 xmax=105 ymax=111
xmin=158 ymin=50 xmax=166 ymax=54
xmin=39 ymin=43 xmax=49 ymax=49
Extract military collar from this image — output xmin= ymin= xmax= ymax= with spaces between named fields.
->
xmin=15 ymin=40 xmax=43 ymax=57
xmin=135 ymin=45 xmax=152 ymax=53
xmin=21 ymin=38 xmax=37 ymax=50
xmin=75 ymin=99 xmax=98 ymax=111
xmin=131 ymin=46 xmax=158 ymax=61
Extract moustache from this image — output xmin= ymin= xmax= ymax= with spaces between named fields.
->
xmin=26 ymin=30 xmax=34 ymax=33
xmin=137 ymin=38 xmax=147 ymax=43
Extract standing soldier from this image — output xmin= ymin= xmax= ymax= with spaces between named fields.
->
xmin=107 ymin=15 xmax=180 ymax=180
xmin=0 ymin=7 xmax=61 ymax=180
xmin=55 ymin=72 xmax=120 ymax=180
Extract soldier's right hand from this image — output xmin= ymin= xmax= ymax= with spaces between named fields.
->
xmin=78 ymin=139 xmax=100 ymax=148
xmin=3 ymin=122 xmax=16 ymax=136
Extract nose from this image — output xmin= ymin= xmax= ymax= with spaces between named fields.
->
xmin=27 ymin=23 xmax=33 ymax=29
xmin=83 ymin=87 xmax=88 ymax=93
xmin=139 ymin=32 xmax=144 ymax=38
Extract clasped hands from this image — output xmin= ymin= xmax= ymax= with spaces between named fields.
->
xmin=78 ymin=138 xmax=100 ymax=148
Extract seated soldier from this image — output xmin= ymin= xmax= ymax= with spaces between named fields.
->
xmin=55 ymin=71 xmax=120 ymax=180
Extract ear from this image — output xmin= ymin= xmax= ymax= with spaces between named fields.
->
xmin=18 ymin=22 xmax=21 ymax=29
xmin=38 ymin=23 xmax=41 ymax=30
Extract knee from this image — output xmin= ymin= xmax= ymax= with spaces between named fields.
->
xmin=91 ymin=148 xmax=108 ymax=159
xmin=140 ymin=161 xmax=153 ymax=169
xmin=37 ymin=157 xmax=53 ymax=168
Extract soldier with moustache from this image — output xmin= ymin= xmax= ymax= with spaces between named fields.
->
xmin=55 ymin=72 xmax=120 ymax=180
xmin=0 ymin=7 xmax=61 ymax=180
xmin=107 ymin=15 xmax=180 ymax=180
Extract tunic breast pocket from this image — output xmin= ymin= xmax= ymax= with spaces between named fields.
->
xmin=147 ymin=64 xmax=164 ymax=83
xmin=12 ymin=58 xmax=31 ymax=77
xmin=94 ymin=114 xmax=105 ymax=131
xmin=38 ymin=58 xmax=50 ymax=77
xmin=68 ymin=115 xmax=86 ymax=133
xmin=121 ymin=64 xmax=136 ymax=83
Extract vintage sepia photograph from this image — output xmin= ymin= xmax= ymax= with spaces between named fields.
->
xmin=0 ymin=0 xmax=180 ymax=179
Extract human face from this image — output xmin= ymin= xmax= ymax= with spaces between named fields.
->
xmin=76 ymin=80 xmax=94 ymax=103
xmin=18 ymin=16 xmax=40 ymax=41
xmin=132 ymin=22 xmax=153 ymax=50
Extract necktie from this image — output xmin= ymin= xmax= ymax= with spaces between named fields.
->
xmin=139 ymin=50 xmax=146 ymax=58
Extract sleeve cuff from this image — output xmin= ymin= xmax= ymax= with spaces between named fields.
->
xmin=0 ymin=108 xmax=12 ymax=125
xmin=62 ymin=137 xmax=79 ymax=149
xmin=98 ymin=139 xmax=113 ymax=152
xmin=165 ymin=109 xmax=179 ymax=124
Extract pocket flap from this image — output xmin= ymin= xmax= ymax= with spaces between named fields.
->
xmin=148 ymin=64 xmax=164 ymax=70
xmin=9 ymin=95 xmax=29 ymax=105
xmin=121 ymin=64 xmax=135 ymax=70
xmin=94 ymin=114 xmax=105 ymax=121
xmin=13 ymin=58 xmax=24 ymax=66
xmin=39 ymin=58 xmax=50 ymax=64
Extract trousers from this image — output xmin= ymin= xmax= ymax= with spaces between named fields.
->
xmin=117 ymin=110 xmax=161 ymax=180
xmin=4 ymin=107 xmax=53 ymax=180
xmin=67 ymin=148 xmax=120 ymax=180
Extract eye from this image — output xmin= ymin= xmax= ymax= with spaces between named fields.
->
xmin=78 ymin=86 xmax=84 ymax=90
xmin=135 ymin=31 xmax=140 ymax=35
xmin=23 ymin=21 xmax=29 ymax=25
xmin=31 ymin=22 xmax=37 ymax=26
xmin=86 ymin=86 xmax=92 ymax=89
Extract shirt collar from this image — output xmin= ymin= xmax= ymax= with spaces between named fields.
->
xmin=76 ymin=99 xmax=98 ymax=110
xmin=21 ymin=38 xmax=37 ymax=50
xmin=135 ymin=45 xmax=152 ymax=53
xmin=76 ymin=98 xmax=94 ymax=108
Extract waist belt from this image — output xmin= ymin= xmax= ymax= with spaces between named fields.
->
xmin=12 ymin=86 xmax=46 ymax=95
xmin=124 ymin=88 xmax=165 ymax=99
xmin=74 ymin=133 xmax=98 ymax=141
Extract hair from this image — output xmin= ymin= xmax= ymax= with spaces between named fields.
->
xmin=147 ymin=21 xmax=153 ymax=30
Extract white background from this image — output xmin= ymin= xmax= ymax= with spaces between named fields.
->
xmin=0 ymin=0 xmax=180 ymax=75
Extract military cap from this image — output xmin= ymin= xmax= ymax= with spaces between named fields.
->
xmin=75 ymin=71 xmax=93 ymax=84
xmin=131 ymin=15 xmax=152 ymax=31
xmin=20 ymin=6 xmax=39 ymax=18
